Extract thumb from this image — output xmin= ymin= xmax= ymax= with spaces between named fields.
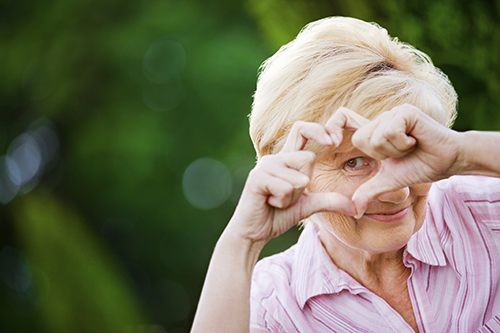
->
xmin=298 ymin=192 xmax=356 ymax=219
xmin=351 ymin=173 xmax=399 ymax=217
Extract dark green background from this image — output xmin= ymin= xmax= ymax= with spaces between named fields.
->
xmin=0 ymin=0 xmax=499 ymax=332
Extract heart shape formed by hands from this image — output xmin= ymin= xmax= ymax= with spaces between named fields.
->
xmin=323 ymin=104 xmax=458 ymax=217
xmin=232 ymin=103 xmax=458 ymax=244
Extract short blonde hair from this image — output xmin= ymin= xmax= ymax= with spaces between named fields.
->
xmin=249 ymin=17 xmax=457 ymax=158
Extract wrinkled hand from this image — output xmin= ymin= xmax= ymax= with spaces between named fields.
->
xmin=228 ymin=121 xmax=356 ymax=245
xmin=328 ymin=104 xmax=460 ymax=216
xmin=229 ymin=104 xmax=459 ymax=244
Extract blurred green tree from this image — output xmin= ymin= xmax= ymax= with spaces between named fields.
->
xmin=0 ymin=0 xmax=499 ymax=332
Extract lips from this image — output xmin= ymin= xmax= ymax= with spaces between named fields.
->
xmin=363 ymin=206 xmax=410 ymax=222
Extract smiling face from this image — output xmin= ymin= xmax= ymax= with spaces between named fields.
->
xmin=309 ymin=132 xmax=431 ymax=255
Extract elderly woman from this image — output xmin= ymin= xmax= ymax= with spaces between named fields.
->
xmin=191 ymin=17 xmax=500 ymax=332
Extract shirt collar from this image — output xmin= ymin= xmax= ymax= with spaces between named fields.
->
xmin=291 ymin=223 xmax=367 ymax=309
xmin=406 ymin=198 xmax=447 ymax=267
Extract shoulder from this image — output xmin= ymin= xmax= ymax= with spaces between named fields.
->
xmin=425 ymin=175 xmax=500 ymax=251
xmin=429 ymin=175 xmax=500 ymax=226
xmin=250 ymin=224 xmax=323 ymax=332
xmin=253 ymin=245 xmax=297 ymax=285
xmin=251 ymin=244 xmax=297 ymax=311
xmin=250 ymin=244 xmax=298 ymax=332
xmin=430 ymin=175 xmax=500 ymax=200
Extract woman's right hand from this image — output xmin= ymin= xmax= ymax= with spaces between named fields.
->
xmin=226 ymin=121 xmax=356 ymax=247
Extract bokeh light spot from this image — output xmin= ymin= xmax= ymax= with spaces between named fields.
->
xmin=0 ymin=156 xmax=20 ymax=204
xmin=143 ymin=39 xmax=186 ymax=84
xmin=7 ymin=134 xmax=42 ymax=186
xmin=0 ymin=118 xmax=59 ymax=204
xmin=182 ymin=158 xmax=232 ymax=210
xmin=30 ymin=123 xmax=60 ymax=169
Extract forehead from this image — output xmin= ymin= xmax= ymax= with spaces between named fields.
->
xmin=334 ymin=131 xmax=356 ymax=153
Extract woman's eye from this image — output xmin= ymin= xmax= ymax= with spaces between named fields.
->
xmin=345 ymin=157 xmax=365 ymax=168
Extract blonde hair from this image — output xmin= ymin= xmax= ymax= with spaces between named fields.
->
xmin=249 ymin=17 xmax=457 ymax=158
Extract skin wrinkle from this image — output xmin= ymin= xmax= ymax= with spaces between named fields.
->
xmin=308 ymin=137 xmax=432 ymax=276
xmin=307 ymin=138 xmax=431 ymax=333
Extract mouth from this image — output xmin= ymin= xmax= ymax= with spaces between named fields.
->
xmin=362 ymin=206 xmax=410 ymax=222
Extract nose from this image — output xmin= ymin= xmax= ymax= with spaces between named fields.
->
xmin=376 ymin=187 xmax=410 ymax=204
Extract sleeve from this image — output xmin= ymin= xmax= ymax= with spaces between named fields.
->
xmin=250 ymin=260 xmax=281 ymax=333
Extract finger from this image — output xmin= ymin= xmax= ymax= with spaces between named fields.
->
xmin=266 ymin=165 xmax=310 ymax=189
xmin=382 ymin=116 xmax=417 ymax=152
xmin=258 ymin=151 xmax=316 ymax=180
xmin=279 ymin=150 xmax=316 ymax=176
xmin=368 ymin=111 xmax=417 ymax=155
xmin=325 ymin=107 xmax=370 ymax=146
xmin=265 ymin=164 xmax=311 ymax=206
xmin=257 ymin=152 xmax=315 ymax=207
xmin=350 ymin=123 xmax=388 ymax=160
xmin=256 ymin=174 xmax=294 ymax=209
xmin=351 ymin=117 xmax=415 ymax=160
xmin=297 ymin=192 xmax=357 ymax=219
xmin=282 ymin=121 xmax=333 ymax=152
xmin=351 ymin=171 xmax=400 ymax=217
xmin=368 ymin=131 xmax=415 ymax=159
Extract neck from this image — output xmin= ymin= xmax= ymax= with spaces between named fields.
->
xmin=318 ymin=225 xmax=410 ymax=292
xmin=317 ymin=224 xmax=418 ymax=332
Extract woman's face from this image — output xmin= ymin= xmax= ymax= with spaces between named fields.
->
xmin=309 ymin=133 xmax=431 ymax=254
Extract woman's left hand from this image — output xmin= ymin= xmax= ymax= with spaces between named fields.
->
xmin=326 ymin=104 xmax=461 ymax=216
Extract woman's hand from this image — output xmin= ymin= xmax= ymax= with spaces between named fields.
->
xmin=227 ymin=121 xmax=356 ymax=247
xmin=327 ymin=104 xmax=460 ymax=216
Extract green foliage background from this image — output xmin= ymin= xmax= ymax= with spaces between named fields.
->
xmin=0 ymin=0 xmax=499 ymax=332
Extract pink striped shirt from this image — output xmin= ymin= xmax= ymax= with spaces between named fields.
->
xmin=250 ymin=176 xmax=500 ymax=332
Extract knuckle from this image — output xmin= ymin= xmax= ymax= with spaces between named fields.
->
xmin=326 ymin=110 xmax=343 ymax=125
xmin=301 ymin=150 xmax=316 ymax=162
xmin=272 ymin=193 xmax=291 ymax=209
xmin=298 ymin=175 xmax=310 ymax=187
xmin=247 ymin=167 xmax=257 ymax=177
xmin=260 ymin=155 xmax=272 ymax=163
xmin=336 ymin=106 xmax=349 ymax=115
xmin=370 ymin=135 xmax=386 ymax=149
xmin=351 ymin=131 xmax=365 ymax=147
xmin=384 ymin=129 xmax=399 ymax=140
xmin=278 ymin=194 xmax=292 ymax=208
xmin=401 ymin=102 xmax=416 ymax=109
xmin=281 ymin=182 xmax=295 ymax=194
xmin=246 ymin=168 xmax=261 ymax=182
xmin=399 ymin=103 xmax=418 ymax=114
xmin=377 ymin=110 xmax=392 ymax=120
xmin=268 ymin=196 xmax=283 ymax=208
xmin=272 ymin=182 xmax=293 ymax=199
xmin=259 ymin=154 xmax=279 ymax=167
xmin=291 ymin=121 xmax=306 ymax=131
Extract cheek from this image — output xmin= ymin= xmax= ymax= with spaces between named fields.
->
xmin=410 ymin=183 xmax=432 ymax=231
xmin=411 ymin=182 xmax=432 ymax=196
xmin=316 ymin=211 xmax=359 ymax=244
xmin=414 ymin=195 xmax=428 ymax=219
